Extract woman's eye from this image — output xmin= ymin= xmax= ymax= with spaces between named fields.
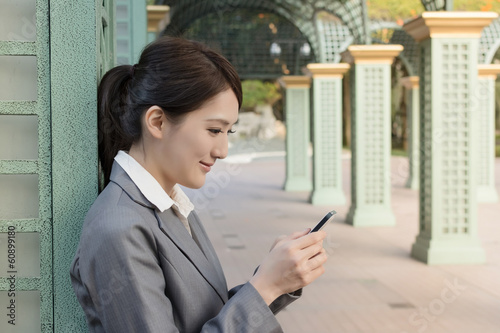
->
xmin=209 ymin=129 xmax=223 ymax=134
xmin=209 ymin=128 xmax=236 ymax=134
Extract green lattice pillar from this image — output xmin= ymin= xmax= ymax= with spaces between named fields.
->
xmin=345 ymin=45 xmax=403 ymax=227
xmin=401 ymin=76 xmax=420 ymax=190
xmin=404 ymin=12 xmax=498 ymax=265
xmin=0 ymin=1 xmax=52 ymax=332
xmin=51 ymin=0 xmax=115 ymax=331
xmin=279 ymin=76 xmax=312 ymax=192
xmin=116 ymin=0 xmax=147 ymax=65
xmin=476 ymin=65 xmax=500 ymax=203
xmin=306 ymin=64 xmax=350 ymax=205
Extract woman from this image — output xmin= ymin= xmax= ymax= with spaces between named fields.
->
xmin=70 ymin=37 xmax=327 ymax=333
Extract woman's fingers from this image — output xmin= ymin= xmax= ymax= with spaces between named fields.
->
xmin=307 ymin=248 xmax=328 ymax=268
xmin=292 ymin=230 xmax=327 ymax=250
xmin=289 ymin=228 xmax=311 ymax=240
xmin=298 ymin=242 xmax=326 ymax=262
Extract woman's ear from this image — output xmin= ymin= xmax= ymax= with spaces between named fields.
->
xmin=143 ymin=106 xmax=166 ymax=139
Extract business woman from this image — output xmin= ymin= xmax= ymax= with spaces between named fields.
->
xmin=70 ymin=37 xmax=327 ymax=333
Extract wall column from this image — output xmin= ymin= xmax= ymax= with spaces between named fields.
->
xmin=345 ymin=45 xmax=403 ymax=227
xmin=306 ymin=64 xmax=350 ymax=205
xmin=147 ymin=5 xmax=170 ymax=43
xmin=116 ymin=0 xmax=147 ymax=65
xmin=401 ymin=76 xmax=420 ymax=190
xmin=51 ymin=0 xmax=115 ymax=331
xmin=476 ymin=65 xmax=500 ymax=203
xmin=279 ymin=76 xmax=312 ymax=192
xmin=404 ymin=12 xmax=498 ymax=264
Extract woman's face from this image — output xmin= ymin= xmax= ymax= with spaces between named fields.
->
xmin=155 ymin=89 xmax=239 ymax=191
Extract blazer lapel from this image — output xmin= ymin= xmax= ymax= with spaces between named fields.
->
xmin=110 ymin=162 xmax=155 ymax=210
xmin=156 ymin=209 xmax=229 ymax=303
xmin=188 ymin=212 xmax=228 ymax=297
xmin=110 ymin=161 xmax=229 ymax=303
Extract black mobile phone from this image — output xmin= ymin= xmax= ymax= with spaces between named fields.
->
xmin=309 ymin=210 xmax=336 ymax=233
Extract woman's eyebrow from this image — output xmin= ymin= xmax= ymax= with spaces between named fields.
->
xmin=204 ymin=118 xmax=238 ymax=125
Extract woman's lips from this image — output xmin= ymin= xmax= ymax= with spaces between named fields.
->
xmin=199 ymin=161 xmax=213 ymax=172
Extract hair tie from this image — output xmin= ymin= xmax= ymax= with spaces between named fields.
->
xmin=130 ymin=64 xmax=137 ymax=77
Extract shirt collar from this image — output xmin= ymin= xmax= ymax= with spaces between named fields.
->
xmin=114 ymin=151 xmax=194 ymax=218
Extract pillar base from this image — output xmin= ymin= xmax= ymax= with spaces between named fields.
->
xmin=284 ymin=178 xmax=312 ymax=192
xmin=346 ymin=206 xmax=395 ymax=227
xmin=411 ymin=235 xmax=486 ymax=265
xmin=309 ymin=189 xmax=346 ymax=206
xmin=477 ymin=186 xmax=499 ymax=203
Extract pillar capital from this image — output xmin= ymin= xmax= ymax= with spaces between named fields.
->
xmin=346 ymin=45 xmax=403 ymax=65
xmin=147 ymin=5 xmax=170 ymax=33
xmin=278 ymin=75 xmax=311 ymax=89
xmin=306 ymin=63 xmax=350 ymax=78
xmin=400 ymin=76 xmax=420 ymax=89
xmin=403 ymin=12 xmax=498 ymax=42
xmin=477 ymin=64 xmax=500 ymax=79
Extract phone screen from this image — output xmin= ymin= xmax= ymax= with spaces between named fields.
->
xmin=310 ymin=210 xmax=336 ymax=233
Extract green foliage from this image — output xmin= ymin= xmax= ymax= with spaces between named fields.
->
xmin=454 ymin=0 xmax=500 ymax=11
xmin=367 ymin=0 xmax=500 ymax=22
xmin=241 ymin=80 xmax=281 ymax=110
xmin=391 ymin=149 xmax=408 ymax=157
xmin=367 ymin=0 xmax=423 ymax=22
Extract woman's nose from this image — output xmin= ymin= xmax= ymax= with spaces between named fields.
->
xmin=212 ymin=135 xmax=228 ymax=160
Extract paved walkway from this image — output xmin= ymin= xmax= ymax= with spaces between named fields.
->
xmin=183 ymin=139 xmax=500 ymax=333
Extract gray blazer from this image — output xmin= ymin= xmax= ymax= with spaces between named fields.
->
xmin=70 ymin=162 xmax=299 ymax=332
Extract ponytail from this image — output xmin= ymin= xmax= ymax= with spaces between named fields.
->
xmin=98 ymin=65 xmax=137 ymax=186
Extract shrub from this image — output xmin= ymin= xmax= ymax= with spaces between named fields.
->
xmin=241 ymin=80 xmax=281 ymax=111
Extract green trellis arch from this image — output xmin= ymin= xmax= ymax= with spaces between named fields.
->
xmin=480 ymin=17 xmax=500 ymax=64
xmin=157 ymin=0 xmax=371 ymax=64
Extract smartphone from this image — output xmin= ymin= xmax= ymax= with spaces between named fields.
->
xmin=309 ymin=210 xmax=336 ymax=233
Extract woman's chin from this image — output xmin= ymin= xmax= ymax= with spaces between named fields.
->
xmin=179 ymin=178 xmax=206 ymax=190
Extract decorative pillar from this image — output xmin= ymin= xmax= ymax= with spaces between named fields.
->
xmin=345 ymin=45 xmax=403 ymax=227
xmin=404 ymin=12 xmax=498 ymax=264
xmin=51 ymin=0 xmax=115 ymax=331
xmin=279 ymin=76 xmax=313 ymax=192
xmin=401 ymin=76 xmax=420 ymax=190
xmin=476 ymin=64 xmax=500 ymax=203
xmin=306 ymin=63 xmax=350 ymax=205
xmin=0 ymin=1 xmax=51 ymax=332
xmin=116 ymin=0 xmax=147 ymax=65
xmin=147 ymin=5 xmax=170 ymax=43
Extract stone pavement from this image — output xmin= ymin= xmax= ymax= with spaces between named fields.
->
xmin=183 ymin=139 xmax=500 ymax=333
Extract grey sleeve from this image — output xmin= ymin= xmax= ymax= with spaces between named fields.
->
xmin=205 ymin=282 xmax=283 ymax=333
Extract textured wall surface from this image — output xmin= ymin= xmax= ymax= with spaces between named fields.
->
xmin=50 ymin=0 xmax=101 ymax=331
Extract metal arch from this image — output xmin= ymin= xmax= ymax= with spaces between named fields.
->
xmin=389 ymin=28 xmax=419 ymax=76
xmin=315 ymin=18 xmax=354 ymax=63
xmin=479 ymin=17 xmax=500 ymax=64
xmin=317 ymin=0 xmax=370 ymax=44
xmin=367 ymin=22 xmax=419 ymax=76
xmin=158 ymin=0 xmax=321 ymax=61
xmin=420 ymin=0 xmax=451 ymax=11
xmin=157 ymin=1 xmax=371 ymax=47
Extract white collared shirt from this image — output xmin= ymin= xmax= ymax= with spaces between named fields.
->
xmin=114 ymin=150 xmax=194 ymax=236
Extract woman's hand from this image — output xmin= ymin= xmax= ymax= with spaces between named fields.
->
xmin=250 ymin=229 xmax=328 ymax=305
